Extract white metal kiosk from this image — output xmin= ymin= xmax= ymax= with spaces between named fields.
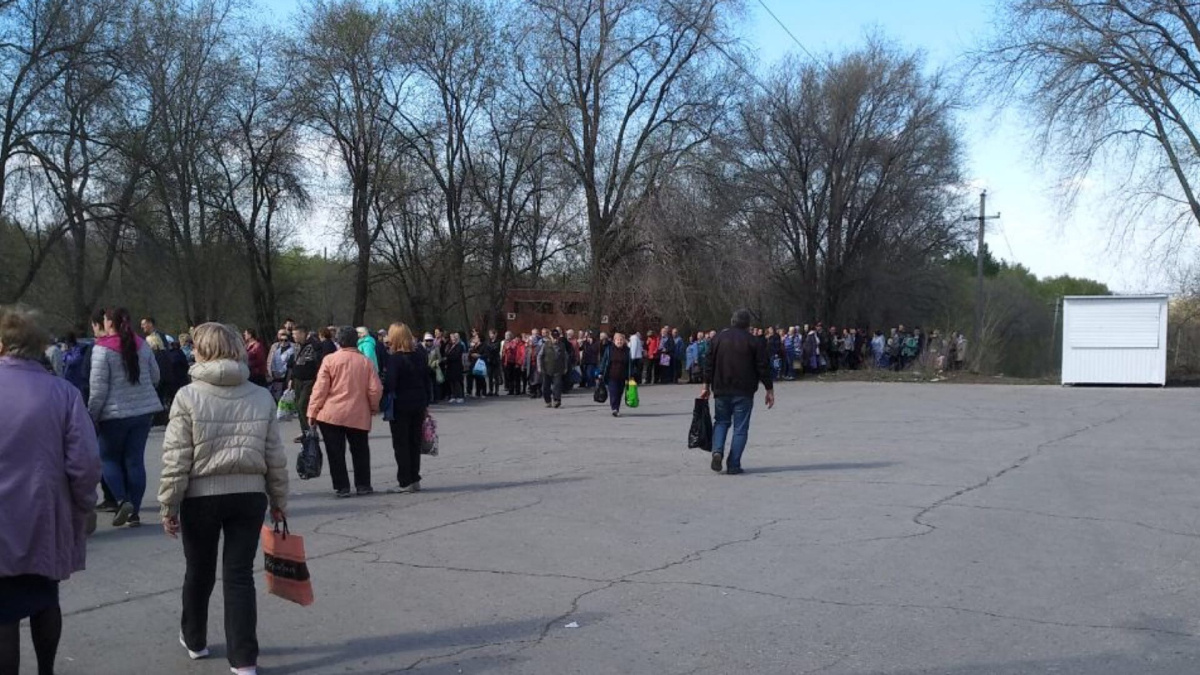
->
xmin=1061 ymin=294 xmax=1168 ymax=386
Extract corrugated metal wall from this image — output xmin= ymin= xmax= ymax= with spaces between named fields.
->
xmin=1061 ymin=296 xmax=1168 ymax=385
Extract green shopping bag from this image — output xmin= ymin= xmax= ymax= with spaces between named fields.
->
xmin=625 ymin=378 xmax=640 ymax=408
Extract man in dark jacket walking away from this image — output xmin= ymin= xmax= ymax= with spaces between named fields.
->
xmin=289 ymin=326 xmax=325 ymax=442
xmin=701 ymin=309 xmax=774 ymax=474
xmin=538 ymin=329 xmax=568 ymax=408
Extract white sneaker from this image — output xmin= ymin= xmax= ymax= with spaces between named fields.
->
xmin=179 ymin=632 xmax=209 ymax=660
xmin=231 ymin=668 xmax=257 ymax=675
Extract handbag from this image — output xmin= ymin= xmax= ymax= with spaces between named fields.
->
xmin=659 ymin=353 xmax=671 ymax=366
xmin=420 ymin=411 xmax=439 ymax=456
xmin=594 ymin=383 xmax=608 ymax=403
xmin=625 ymin=378 xmax=640 ymax=408
xmin=472 ymin=358 xmax=487 ymax=378
xmin=297 ymin=430 xmax=324 ymax=480
xmin=261 ymin=519 xmax=313 ymax=606
xmin=381 ymin=392 xmax=395 ymax=422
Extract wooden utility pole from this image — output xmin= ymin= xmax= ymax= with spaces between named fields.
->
xmin=964 ymin=190 xmax=1000 ymax=368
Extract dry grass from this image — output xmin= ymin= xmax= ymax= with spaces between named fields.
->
xmin=794 ymin=368 xmax=1058 ymax=386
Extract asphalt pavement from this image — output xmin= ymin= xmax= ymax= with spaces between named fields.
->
xmin=24 ymin=380 xmax=1200 ymax=674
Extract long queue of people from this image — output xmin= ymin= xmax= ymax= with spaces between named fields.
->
xmin=2 ymin=306 xmax=446 ymax=675
xmin=5 ymin=302 xmax=968 ymax=675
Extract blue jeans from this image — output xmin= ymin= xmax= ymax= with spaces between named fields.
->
xmin=97 ymin=413 xmax=154 ymax=515
xmin=712 ymin=396 xmax=754 ymax=470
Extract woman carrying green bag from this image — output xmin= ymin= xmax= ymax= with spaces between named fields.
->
xmin=599 ymin=333 xmax=634 ymax=417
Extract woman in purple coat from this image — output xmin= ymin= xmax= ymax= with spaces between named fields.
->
xmin=0 ymin=306 xmax=102 ymax=675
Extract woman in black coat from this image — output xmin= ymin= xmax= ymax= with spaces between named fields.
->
xmin=383 ymin=323 xmax=431 ymax=493
xmin=598 ymin=333 xmax=633 ymax=417
xmin=441 ymin=332 xmax=466 ymax=403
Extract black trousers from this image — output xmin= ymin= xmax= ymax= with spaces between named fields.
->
xmin=318 ymin=423 xmax=372 ymax=491
xmin=180 ymin=493 xmax=267 ymax=670
xmin=607 ymin=378 xmax=625 ymax=412
xmin=656 ymin=362 xmax=672 ymax=384
xmin=389 ymin=409 xmax=425 ymax=488
xmin=541 ymin=373 xmax=562 ymax=403
xmin=293 ymin=379 xmax=315 ymax=434
xmin=487 ymin=364 xmax=501 ymax=395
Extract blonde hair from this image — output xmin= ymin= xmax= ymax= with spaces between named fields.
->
xmin=0 ymin=305 xmax=50 ymax=360
xmin=192 ymin=322 xmax=246 ymax=363
xmin=146 ymin=333 xmax=165 ymax=352
xmin=387 ymin=322 xmax=415 ymax=353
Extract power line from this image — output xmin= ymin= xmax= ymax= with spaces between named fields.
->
xmin=711 ymin=41 xmax=771 ymax=97
xmin=997 ymin=219 xmax=1017 ymax=262
xmin=754 ymin=0 xmax=826 ymax=71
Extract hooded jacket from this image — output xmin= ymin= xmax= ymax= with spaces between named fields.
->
xmin=88 ymin=334 xmax=162 ymax=422
xmin=0 ymin=357 xmax=101 ymax=580
xmin=308 ymin=347 xmax=382 ymax=431
xmin=157 ymin=359 xmax=288 ymax=518
xmin=357 ymin=335 xmax=380 ymax=372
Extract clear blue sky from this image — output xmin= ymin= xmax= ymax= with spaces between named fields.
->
xmin=263 ymin=0 xmax=1175 ymax=291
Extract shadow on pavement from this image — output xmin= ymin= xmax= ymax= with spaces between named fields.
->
xmin=748 ymin=461 xmax=897 ymax=474
xmin=281 ymin=476 xmax=590 ymax=519
xmin=420 ymin=475 xmax=590 ymax=493
xmin=258 ymin=613 xmax=602 ymax=673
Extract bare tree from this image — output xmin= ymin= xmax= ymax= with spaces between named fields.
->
xmin=522 ymin=0 xmax=740 ymax=318
xmin=29 ymin=32 xmax=143 ymax=325
xmin=392 ymin=0 xmax=500 ymax=328
xmin=372 ymin=166 xmax=447 ymax=329
xmin=293 ymin=0 xmax=407 ymax=326
xmin=210 ymin=36 xmax=308 ymax=336
xmin=125 ymin=0 xmax=242 ymax=325
xmin=981 ymin=0 xmax=1200 ymax=240
xmin=0 ymin=0 xmax=121 ymax=304
xmin=734 ymin=41 xmax=965 ymax=321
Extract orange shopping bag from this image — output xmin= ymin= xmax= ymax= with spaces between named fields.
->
xmin=261 ymin=519 xmax=314 ymax=606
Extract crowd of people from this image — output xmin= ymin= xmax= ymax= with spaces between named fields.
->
xmin=3 ymin=302 xmax=970 ymax=675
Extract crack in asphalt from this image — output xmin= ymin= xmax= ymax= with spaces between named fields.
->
xmin=943 ymin=503 xmax=1200 ymax=540
xmin=909 ymin=411 xmax=1129 ymax=536
xmin=68 ymin=399 xmax=1164 ymax=673
xmin=392 ymin=518 xmax=788 ymax=671
xmin=620 ymin=579 xmax=1200 ymax=639
xmin=63 ymin=498 xmax=545 ymax=619
xmin=355 ymin=558 xmax=608 ymax=584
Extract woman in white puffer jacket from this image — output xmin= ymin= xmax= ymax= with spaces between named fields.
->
xmin=158 ymin=322 xmax=289 ymax=675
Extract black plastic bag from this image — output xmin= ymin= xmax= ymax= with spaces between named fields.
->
xmin=688 ymin=398 xmax=713 ymax=451
xmin=594 ymin=384 xmax=608 ymax=403
xmin=297 ymin=430 xmax=324 ymax=480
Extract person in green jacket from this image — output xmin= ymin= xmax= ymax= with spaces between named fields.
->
xmin=356 ymin=327 xmax=379 ymax=372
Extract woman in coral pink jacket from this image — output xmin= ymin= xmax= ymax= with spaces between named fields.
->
xmin=307 ymin=326 xmax=382 ymax=498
